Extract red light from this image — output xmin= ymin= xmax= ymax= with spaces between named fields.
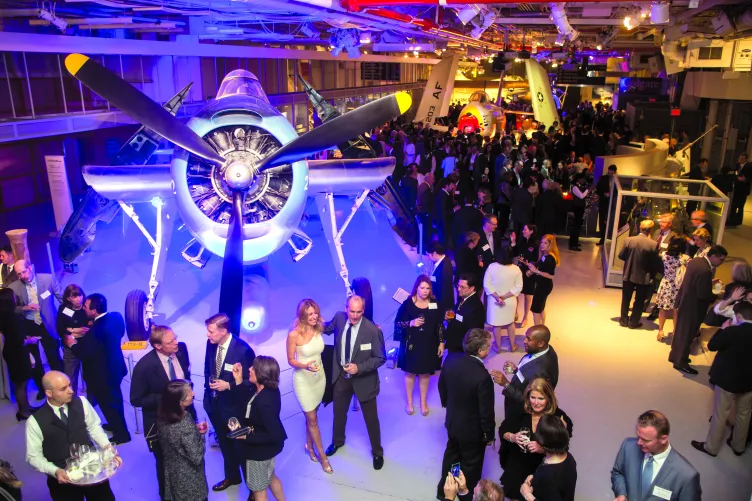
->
xmin=670 ymin=108 xmax=681 ymax=116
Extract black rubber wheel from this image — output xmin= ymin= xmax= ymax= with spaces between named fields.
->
xmin=125 ymin=289 xmax=149 ymax=341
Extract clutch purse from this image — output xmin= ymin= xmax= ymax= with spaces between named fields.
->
xmin=145 ymin=424 xmax=160 ymax=453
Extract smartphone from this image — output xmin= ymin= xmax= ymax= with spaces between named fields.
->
xmin=450 ymin=462 xmax=461 ymax=478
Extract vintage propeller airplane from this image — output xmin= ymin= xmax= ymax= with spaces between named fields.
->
xmin=60 ymin=54 xmax=411 ymax=338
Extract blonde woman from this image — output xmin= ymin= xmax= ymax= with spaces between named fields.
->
xmin=484 ymin=246 xmax=523 ymax=352
xmin=522 ymin=234 xmax=560 ymax=326
xmin=286 ymin=299 xmax=331 ymax=474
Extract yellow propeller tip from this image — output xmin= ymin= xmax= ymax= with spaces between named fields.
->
xmin=395 ymin=92 xmax=412 ymax=114
xmin=65 ymin=54 xmax=89 ymax=75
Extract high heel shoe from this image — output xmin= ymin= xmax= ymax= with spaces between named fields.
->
xmin=304 ymin=444 xmax=319 ymax=463
xmin=321 ymin=458 xmax=334 ymax=474
xmin=656 ymin=330 xmax=665 ymax=342
xmin=405 ymin=405 xmax=414 ymax=415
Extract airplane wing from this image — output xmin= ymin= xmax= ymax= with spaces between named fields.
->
xmin=307 ymin=158 xmax=394 ymax=194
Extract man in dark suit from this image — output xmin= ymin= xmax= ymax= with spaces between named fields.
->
xmin=490 ymin=325 xmax=558 ymax=425
xmin=728 ymin=153 xmax=750 ymax=227
xmin=0 ymin=245 xmax=18 ymax=287
xmin=74 ymin=293 xmax=130 ymax=444
xmin=476 ymin=214 xmax=502 ymax=278
xmin=669 ymin=245 xmax=727 ymax=375
xmin=429 ymin=243 xmax=455 ymax=316
xmin=691 ymin=301 xmax=752 ymax=457
xmin=618 ymin=220 xmax=660 ymax=329
xmin=202 ymin=312 xmax=255 ymax=492
xmin=452 ymin=192 xmax=484 ymax=249
xmin=596 ymin=164 xmax=616 ymax=246
xmin=399 ymin=164 xmax=419 ymax=214
xmin=435 ymin=175 xmax=459 ymax=250
xmin=611 ymin=410 xmax=701 ymax=501
xmin=10 ymin=259 xmax=64 ymax=377
xmin=436 ymin=328 xmax=495 ymax=501
xmin=443 ymin=275 xmax=486 ymax=366
xmin=323 ymin=295 xmax=386 ymax=469
xmin=130 ymin=325 xmax=193 ymax=500
xmin=417 ymin=172 xmax=435 ymax=255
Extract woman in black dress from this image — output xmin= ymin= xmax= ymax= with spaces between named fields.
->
xmin=56 ymin=284 xmax=88 ymax=394
xmin=522 ymin=234 xmax=560 ymax=326
xmin=455 ymin=232 xmax=483 ymax=286
xmin=0 ymin=288 xmax=35 ymax=420
xmin=519 ymin=414 xmax=577 ymax=501
xmin=394 ymin=275 xmax=445 ymax=416
xmin=514 ymin=224 xmax=539 ymax=327
xmin=498 ymin=378 xmax=573 ymax=500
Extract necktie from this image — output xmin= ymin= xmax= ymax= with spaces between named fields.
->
xmin=59 ymin=407 xmax=68 ymax=426
xmin=28 ymin=281 xmax=42 ymax=325
xmin=1 ymin=265 xmax=8 ymax=282
xmin=641 ymin=456 xmax=654 ymax=499
xmin=167 ymin=356 xmax=177 ymax=381
xmin=214 ymin=346 xmax=223 ymax=380
xmin=656 ymin=232 xmax=665 ymax=250
xmin=344 ymin=323 xmax=353 ymax=364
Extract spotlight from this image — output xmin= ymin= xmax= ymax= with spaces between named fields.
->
xmin=623 ymin=16 xmax=635 ymax=30
xmin=413 ymin=50 xmax=419 ymax=56
xmin=300 ymin=22 xmax=319 ymax=39
xmin=38 ymin=8 xmax=68 ymax=32
xmin=650 ymin=1 xmax=670 ymax=24
xmin=455 ymin=5 xmax=483 ymax=25
xmin=552 ymin=62 xmax=558 ymax=68
xmin=241 ymin=306 xmax=265 ymax=333
xmin=514 ymin=58 xmax=521 ymax=62
xmin=360 ymin=30 xmax=372 ymax=43
xmin=596 ymin=44 xmax=603 ymax=51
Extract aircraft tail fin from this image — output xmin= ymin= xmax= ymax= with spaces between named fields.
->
xmin=524 ymin=59 xmax=559 ymax=128
xmin=414 ymin=55 xmax=460 ymax=128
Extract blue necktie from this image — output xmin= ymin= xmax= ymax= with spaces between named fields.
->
xmin=167 ymin=356 xmax=177 ymax=381
xmin=641 ymin=456 xmax=654 ymax=499
xmin=344 ymin=324 xmax=353 ymax=364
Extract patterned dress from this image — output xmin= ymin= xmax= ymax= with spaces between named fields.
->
xmin=158 ymin=412 xmax=208 ymax=501
xmin=656 ymin=254 xmax=690 ymax=310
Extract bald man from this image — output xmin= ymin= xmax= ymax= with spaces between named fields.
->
xmin=323 ymin=295 xmax=387 ymax=470
xmin=490 ymin=325 xmax=559 ymax=424
xmin=9 ymin=260 xmax=64 ymax=384
xmin=25 ymin=371 xmax=118 ymax=500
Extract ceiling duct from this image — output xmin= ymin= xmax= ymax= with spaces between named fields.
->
xmin=549 ymin=3 xmax=578 ymax=42
xmin=650 ymin=2 xmax=670 ymax=25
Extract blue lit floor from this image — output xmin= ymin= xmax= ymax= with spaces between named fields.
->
xmin=1 ymin=197 xmax=751 ymax=500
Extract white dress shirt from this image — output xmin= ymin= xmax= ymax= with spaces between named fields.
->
xmin=94 ymin=311 xmax=108 ymax=322
xmin=341 ymin=318 xmax=362 ymax=364
xmin=157 ymin=350 xmax=185 ymax=380
xmin=432 ymin=255 xmax=446 ymax=277
xmin=26 ymin=396 xmax=110 ymax=476
xmin=485 ymin=232 xmax=495 ymax=256
xmin=216 ymin=335 xmax=233 ymax=369
xmin=643 ymin=444 xmax=672 ymax=484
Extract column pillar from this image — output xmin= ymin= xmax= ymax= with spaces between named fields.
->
xmin=700 ymin=99 xmax=719 ymax=161
xmin=719 ymin=101 xmax=733 ymax=169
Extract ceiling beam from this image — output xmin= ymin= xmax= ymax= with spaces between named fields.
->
xmin=494 ymin=17 xmax=626 ymax=25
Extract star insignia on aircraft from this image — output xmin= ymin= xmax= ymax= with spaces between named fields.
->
xmin=537 ymin=92 xmax=544 ymax=103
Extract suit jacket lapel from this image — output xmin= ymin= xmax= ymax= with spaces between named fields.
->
xmin=350 ymin=320 xmax=364 ymax=359
xmin=648 ymin=449 xmax=675 ymax=498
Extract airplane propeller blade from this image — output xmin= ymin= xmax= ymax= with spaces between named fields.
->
xmin=218 ymin=190 xmax=245 ymax=335
xmin=256 ymin=92 xmax=412 ymax=172
xmin=64 ymin=54 xmax=225 ymax=165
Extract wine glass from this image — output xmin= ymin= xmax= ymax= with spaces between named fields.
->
xmin=418 ymin=315 xmax=425 ymax=332
xmin=79 ymin=444 xmax=92 ymax=458
xmin=518 ymin=427 xmax=530 ymax=454
xmin=228 ymin=417 xmax=239 ymax=431
xmin=210 ymin=377 xmax=219 ymax=397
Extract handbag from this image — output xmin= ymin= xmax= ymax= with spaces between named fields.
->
xmin=145 ymin=424 xmax=160 ymax=453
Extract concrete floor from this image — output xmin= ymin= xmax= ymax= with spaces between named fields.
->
xmin=1 ymin=197 xmax=751 ymax=501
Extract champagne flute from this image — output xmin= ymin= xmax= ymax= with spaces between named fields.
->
xmin=518 ymin=427 xmax=530 ymax=454
xmin=418 ymin=314 xmax=425 ymax=332
xmin=69 ymin=443 xmax=81 ymax=459
xmin=228 ymin=417 xmax=240 ymax=431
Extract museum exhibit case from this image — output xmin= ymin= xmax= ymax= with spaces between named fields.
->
xmin=601 ymin=175 xmax=729 ymax=288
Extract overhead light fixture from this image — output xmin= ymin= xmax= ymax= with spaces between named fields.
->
xmin=552 ymin=62 xmax=558 ymax=68
xmin=549 ymin=3 xmax=579 ymax=42
xmin=650 ymin=1 xmax=670 ymax=24
xmin=455 ymin=4 xmax=483 ymax=25
xmin=596 ymin=44 xmax=603 ymax=51
xmin=38 ymin=8 xmax=68 ymax=32
xmin=300 ymin=22 xmax=319 ymax=39
xmin=623 ymin=16 xmax=635 ymax=30
xmin=360 ymin=30 xmax=372 ymax=44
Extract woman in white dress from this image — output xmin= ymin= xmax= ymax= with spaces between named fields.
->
xmin=484 ymin=245 xmax=523 ymax=352
xmin=286 ymin=299 xmax=332 ymax=474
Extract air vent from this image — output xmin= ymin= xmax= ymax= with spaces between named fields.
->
xmin=698 ymin=47 xmax=723 ymax=60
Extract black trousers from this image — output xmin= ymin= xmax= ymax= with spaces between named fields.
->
xmin=26 ymin=341 xmax=47 ymax=392
xmin=23 ymin=319 xmax=63 ymax=372
xmin=728 ymin=192 xmax=748 ymax=226
xmin=154 ymin=443 xmax=166 ymax=500
xmin=570 ymin=206 xmax=584 ymax=248
xmin=88 ymin=380 xmax=130 ymax=441
xmin=621 ymin=281 xmax=651 ymax=326
xmin=332 ymin=375 xmax=383 ymax=457
xmin=47 ymin=476 xmax=115 ymax=501
xmin=436 ymin=434 xmax=485 ymax=500
xmin=417 ymin=213 xmax=433 ymax=254
xmin=598 ymin=203 xmax=609 ymax=242
xmin=207 ymin=397 xmax=244 ymax=483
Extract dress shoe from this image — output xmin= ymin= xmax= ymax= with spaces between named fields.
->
xmin=726 ymin=436 xmax=744 ymax=456
xmin=569 ymin=246 xmax=582 ymax=252
xmin=628 ymin=322 xmax=642 ymax=330
xmin=325 ymin=444 xmax=341 ymax=456
xmin=212 ymin=479 xmax=241 ymax=492
xmin=373 ymin=455 xmax=384 ymax=470
xmin=690 ymin=440 xmax=716 ymax=457
xmin=619 ymin=319 xmax=629 ymax=328
xmin=674 ymin=365 xmax=698 ymax=375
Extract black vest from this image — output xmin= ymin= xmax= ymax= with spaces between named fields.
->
xmin=34 ymin=397 xmax=92 ymax=469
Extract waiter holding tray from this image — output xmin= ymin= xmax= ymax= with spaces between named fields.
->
xmin=25 ymin=371 xmax=121 ymax=500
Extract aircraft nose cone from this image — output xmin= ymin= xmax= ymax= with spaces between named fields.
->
xmin=224 ymin=161 xmax=253 ymax=190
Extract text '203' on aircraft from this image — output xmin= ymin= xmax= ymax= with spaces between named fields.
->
xmin=60 ymin=53 xmax=411 ymax=338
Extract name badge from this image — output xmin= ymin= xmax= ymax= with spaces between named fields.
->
xmin=652 ymin=486 xmax=672 ymax=500
xmin=40 ymin=290 xmax=51 ymax=300
xmin=660 ymin=242 xmax=669 ymax=248
xmin=516 ymin=371 xmax=525 ymax=384
xmin=455 ymin=314 xmax=464 ymax=322
xmin=360 ymin=343 xmax=371 ymax=350
xmin=223 ymin=363 xmax=234 ymax=372
xmin=482 ymin=244 xmax=490 ymax=251
xmin=430 ymin=276 xmax=436 ymax=282
xmin=62 ymin=307 xmax=75 ymax=317
xmin=428 ymin=303 xmax=438 ymax=310
xmin=454 ymin=190 xmax=460 ymax=195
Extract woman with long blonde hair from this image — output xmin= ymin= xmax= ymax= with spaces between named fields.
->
xmin=286 ymin=299 xmax=332 ymax=474
xmin=521 ymin=234 xmax=560 ymax=326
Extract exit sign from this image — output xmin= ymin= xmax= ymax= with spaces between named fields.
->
xmin=670 ymin=108 xmax=681 ymax=116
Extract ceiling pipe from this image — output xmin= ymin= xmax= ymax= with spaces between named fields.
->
xmin=343 ymin=0 xmax=627 ymax=9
